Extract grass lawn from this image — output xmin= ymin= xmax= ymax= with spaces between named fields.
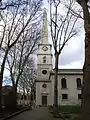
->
xmin=58 ymin=105 xmax=81 ymax=120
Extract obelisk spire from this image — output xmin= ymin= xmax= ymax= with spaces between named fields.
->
xmin=42 ymin=10 xmax=48 ymax=44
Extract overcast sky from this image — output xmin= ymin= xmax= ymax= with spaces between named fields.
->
xmin=3 ymin=0 xmax=85 ymax=80
xmin=43 ymin=0 xmax=84 ymax=69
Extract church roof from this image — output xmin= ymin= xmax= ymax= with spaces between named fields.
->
xmin=50 ymin=69 xmax=83 ymax=75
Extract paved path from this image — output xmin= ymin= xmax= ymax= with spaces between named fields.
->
xmin=9 ymin=107 xmax=60 ymax=120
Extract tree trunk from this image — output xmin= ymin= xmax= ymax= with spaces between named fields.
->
xmin=26 ymin=91 xmax=29 ymax=105
xmin=23 ymin=88 xmax=25 ymax=106
xmin=76 ymin=1 xmax=90 ymax=120
xmin=0 ymin=48 xmax=9 ymax=108
xmin=12 ymin=84 xmax=17 ymax=108
xmin=11 ymin=72 xmax=22 ymax=107
xmin=53 ymin=52 xmax=59 ymax=116
xmin=81 ymin=64 xmax=85 ymax=108
xmin=0 ymin=74 xmax=3 ymax=109
xmin=81 ymin=32 xmax=90 ymax=120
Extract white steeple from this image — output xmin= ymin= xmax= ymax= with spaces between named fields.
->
xmin=42 ymin=10 xmax=49 ymax=44
xmin=36 ymin=10 xmax=53 ymax=106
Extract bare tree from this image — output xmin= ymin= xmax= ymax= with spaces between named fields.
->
xmin=18 ymin=57 xmax=37 ymax=105
xmin=6 ymin=21 xmax=41 ymax=106
xmin=49 ymin=0 xmax=81 ymax=116
xmin=76 ymin=0 xmax=90 ymax=120
xmin=0 ymin=0 xmax=31 ymax=11
xmin=0 ymin=0 xmax=42 ymax=108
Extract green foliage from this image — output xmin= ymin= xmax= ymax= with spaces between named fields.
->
xmin=68 ymin=114 xmax=80 ymax=120
xmin=48 ymin=105 xmax=81 ymax=120
xmin=58 ymin=105 xmax=81 ymax=120
xmin=58 ymin=105 xmax=81 ymax=114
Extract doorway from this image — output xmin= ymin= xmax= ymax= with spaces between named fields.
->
xmin=42 ymin=96 xmax=47 ymax=105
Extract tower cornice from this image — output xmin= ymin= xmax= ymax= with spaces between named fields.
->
xmin=37 ymin=54 xmax=52 ymax=56
xmin=38 ymin=44 xmax=52 ymax=46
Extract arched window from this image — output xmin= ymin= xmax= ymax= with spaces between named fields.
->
xmin=43 ymin=56 xmax=46 ymax=63
xmin=61 ymin=78 xmax=67 ymax=88
xmin=76 ymin=78 xmax=81 ymax=89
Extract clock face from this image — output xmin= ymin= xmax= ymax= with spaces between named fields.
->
xmin=42 ymin=46 xmax=48 ymax=51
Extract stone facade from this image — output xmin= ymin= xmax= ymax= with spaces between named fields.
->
xmin=36 ymin=10 xmax=83 ymax=106
xmin=50 ymin=69 xmax=83 ymax=105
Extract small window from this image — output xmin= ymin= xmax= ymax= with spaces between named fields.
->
xmin=76 ymin=78 xmax=81 ymax=89
xmin=43 ymin=56 xmax=46 ymax=63
xmin=61 ymin=78 xmax=67 ymax=88
xmin=42 ymin=70 xmax=47 ymax=74
xmin=78 ymin=94 xmax=82 ymax=100
xmin=62 ymin=94 xmax=68 ymax=100
xmin=42 ymin=83 xmax=47 ymax=88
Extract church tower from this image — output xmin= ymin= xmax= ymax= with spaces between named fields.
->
xmin=36 ymin=10 xmax=53 ymax=106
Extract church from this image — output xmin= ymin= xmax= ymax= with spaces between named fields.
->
xmin=36 ymin=11 xmax=83 ymax=106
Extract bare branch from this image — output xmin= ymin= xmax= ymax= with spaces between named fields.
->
xmin=65 ymin=4 xmax=83 ymax=19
